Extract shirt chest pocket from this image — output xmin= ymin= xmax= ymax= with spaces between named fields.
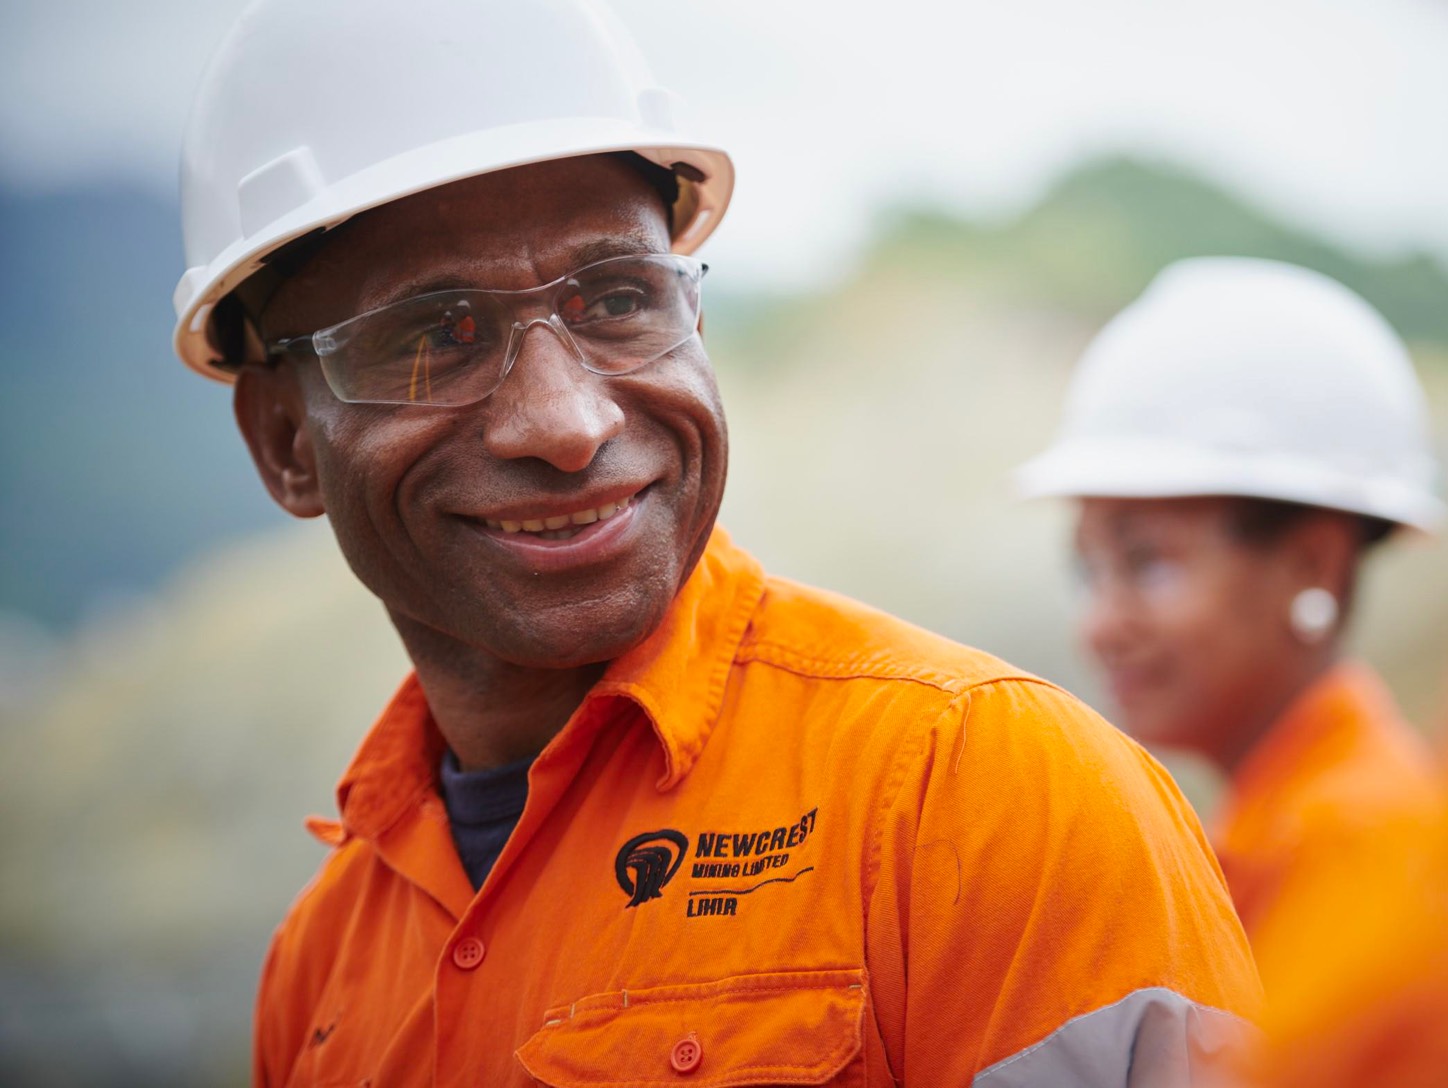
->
xmin=516 ymin=968 xmax=867 ymax=1088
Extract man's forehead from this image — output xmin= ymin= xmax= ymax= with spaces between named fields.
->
xmin=362 ymin=229 xmax=664 ymax=310
xmin=272 ymin=156 xmax=671 ymax=325
xmin=371 ymin=156 xmax=663 ymax=239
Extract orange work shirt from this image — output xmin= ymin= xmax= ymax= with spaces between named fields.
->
xmin=256 ymin=530 xmax=1259 ymax=1087
xmin=1212 ymin=662 xmax=1444 ymax=988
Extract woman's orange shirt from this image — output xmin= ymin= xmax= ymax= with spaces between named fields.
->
xmin=1212 ymin=662 xmax=1444 ymax=990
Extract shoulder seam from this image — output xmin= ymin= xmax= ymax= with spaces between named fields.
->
xmin=960 ymin=674 xmax=1074 ymax=699
xmin=861 ymin=690 xmax=960 ymax=932
xmin=736 ymin=639 xmax=1054 ymax=695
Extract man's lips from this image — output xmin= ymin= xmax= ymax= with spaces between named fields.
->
xmin=455 ymin=485 xmax=653 ymax=572
xmin=482 ymin=491 xmax=636 ymax=540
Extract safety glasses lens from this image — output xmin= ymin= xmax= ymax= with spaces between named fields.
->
xmin=314 ymin=255 xmax=703 ymax=405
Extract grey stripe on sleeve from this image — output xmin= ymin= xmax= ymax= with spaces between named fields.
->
xmin=973 ymin=987 xmax=1253 ymax=1088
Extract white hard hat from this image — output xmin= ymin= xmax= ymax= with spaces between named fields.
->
xmin=1016 ymin=257 xmax=1444 ymax=532
xmin=173 ymin=0 xmax=734 ymax=380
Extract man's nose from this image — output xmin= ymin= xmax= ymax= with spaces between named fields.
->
xmin=479 ymin=318 xmax=625 ymax=472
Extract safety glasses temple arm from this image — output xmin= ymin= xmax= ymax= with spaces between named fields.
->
xmin=264 ymin=336 xmax=318 ymax=367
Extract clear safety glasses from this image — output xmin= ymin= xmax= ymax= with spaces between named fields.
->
xmin=266 ymin=254 xmax=706 ymax=406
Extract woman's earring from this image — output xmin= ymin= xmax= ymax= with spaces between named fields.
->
xmin=1290 ymin=587 xmax=1339 ymax=645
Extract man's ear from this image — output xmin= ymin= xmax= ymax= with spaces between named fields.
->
xmin=233 ymin=364 xmax=326 ymax=518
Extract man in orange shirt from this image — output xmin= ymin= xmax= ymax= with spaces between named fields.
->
xmin=173 ymin=1 xmax=1259 ymax=1084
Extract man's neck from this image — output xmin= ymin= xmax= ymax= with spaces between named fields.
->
xmin=390 ymin=613 xmax=608 ymax=772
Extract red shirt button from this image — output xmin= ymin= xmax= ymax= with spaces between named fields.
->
xmin=451 ymin=937 xmax=485 ymax=970
xmin=670 ymin=1034 xmax=703 ymax=1074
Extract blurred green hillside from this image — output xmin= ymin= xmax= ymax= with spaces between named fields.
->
xmin=4 ymin=156 xmax=1447 ymax=1086
xmin=711 ymin=157 xmax=1448 ymax=377
xmin=879 ymin=157 xmax=1448 ymax=338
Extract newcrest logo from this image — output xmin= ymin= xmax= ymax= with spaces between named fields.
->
xmin=614 ymin=829 xmax=687 ymax=908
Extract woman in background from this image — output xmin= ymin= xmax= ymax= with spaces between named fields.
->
xmin=1250 ymin=801 xmax=1448 ymax=1088
xmin=1017 ymin=257 xmax=1444 ymax=989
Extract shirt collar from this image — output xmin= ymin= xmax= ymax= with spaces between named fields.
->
xmin=333 ymin=526 xmax=765 ymax=838
xmin=591 ymin=526 xmax=765 ymax=790
xmin=334 ymin=672 xmax=446 ymax=842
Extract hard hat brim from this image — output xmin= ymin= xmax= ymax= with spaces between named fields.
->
xmin=1015 ymin=438 xmax=1446 ymax=534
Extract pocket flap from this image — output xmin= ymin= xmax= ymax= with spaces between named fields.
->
xmin=516 ymin=968 xmax=866 ymax=1087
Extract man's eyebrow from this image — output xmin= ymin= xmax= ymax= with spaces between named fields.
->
xmin=366 ymin=276 xmax=475 ymax=310
xmin=565 ymin=234 xmax=660 ymax=268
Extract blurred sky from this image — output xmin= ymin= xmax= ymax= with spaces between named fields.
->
xmin=3 ymin=0 xmax=1448 ymax=289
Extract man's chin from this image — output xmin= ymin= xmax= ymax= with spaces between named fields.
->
xmin=383 ymin=592 xmax=656 ymax=669
xmin=482 ymin=600 xmax=672 ymax=671
xmin=492 ymin=631 xmax=650 ymax=672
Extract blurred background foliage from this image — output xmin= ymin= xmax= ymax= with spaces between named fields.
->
xmin=2 ymin=156 xmax=1447 ymax=1085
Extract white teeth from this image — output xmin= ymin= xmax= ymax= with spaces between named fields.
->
xmin=490 ymin=493 xmax=637 ymax=535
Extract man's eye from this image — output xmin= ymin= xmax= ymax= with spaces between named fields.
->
xmin=413 ymin=313 xmax=493 ymax=353
xmin=564 ymin=289 xmax=644 ymax=322
xmin=445 ymin=314 xmax=477 ymax=344
xmin=432 ymin=313 xmax=480 ymax=346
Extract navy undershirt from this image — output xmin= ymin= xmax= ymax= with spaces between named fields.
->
xmin=437 ymin=749 xmax=533 ymax=891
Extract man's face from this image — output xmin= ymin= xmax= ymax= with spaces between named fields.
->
xmin=247 ymin=156 xmax=728 ymax=668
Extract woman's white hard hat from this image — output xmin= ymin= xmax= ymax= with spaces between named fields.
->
xmin=173 ymin=0 xmax=734 ymax=380
xmin=1016 ymin=257 xmax=1444 ymax=533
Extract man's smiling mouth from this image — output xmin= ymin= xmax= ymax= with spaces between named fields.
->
xmin=482 ymin=493 xmax=637 ymax=541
